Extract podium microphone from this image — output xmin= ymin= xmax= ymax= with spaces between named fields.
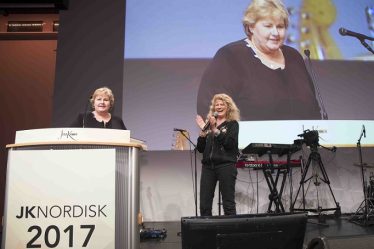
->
xmin=363 ymin=125 xmax=366 ymax=138
xmin=82 ymin=95 xmax=92 ymax=128
xmin=304 ymin=49 xmax=328 ymax=120
xmin=202 ymin=112 xmax=218 ymax=131
xmin=174 ymin=128 xmax=188 ymax=132
xmin=339 ymin=27 xmax=374 ymax=41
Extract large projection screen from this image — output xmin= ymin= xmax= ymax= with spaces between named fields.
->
xmin=123 ymin=0 xmax=374 ymax=150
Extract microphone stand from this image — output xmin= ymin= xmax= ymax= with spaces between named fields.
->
xmin=175 ymin=129 xmax=199 ymax=217
xmin=358 ymin=128 xmax=367 ymax=220
xmin=304 ymin=50 xmax=328 ymax=119
xmin=350 ymin=127 xmax=370 ymax=225
xmin=82 ymin=97 xmax=92 ymax=128
xmin=359 ymin=39 xmax=374 ymax=55
xmin=339 ymin=27 xmax=374 ymax=54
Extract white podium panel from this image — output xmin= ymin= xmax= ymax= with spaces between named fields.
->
xmin=2 ymin=129 xmax=143 ymax=249
xmin=4 ymin=149 xmax=116 ymax=248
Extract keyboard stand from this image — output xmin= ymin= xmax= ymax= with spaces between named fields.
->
xmin=242 ymin=143 xmax=300 ymax=214
xmin=263 ymin=151 xmax=291 ymax=213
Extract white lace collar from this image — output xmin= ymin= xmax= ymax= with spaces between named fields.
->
xmin=244 ymin=38 xmax=285 ymax=70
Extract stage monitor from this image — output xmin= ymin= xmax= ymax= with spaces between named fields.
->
xmin=181 ymin=212 xmax=307 ymax=249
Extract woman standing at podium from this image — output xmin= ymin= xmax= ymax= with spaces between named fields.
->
xmin=71 ymin=87 xmax=127 ymax=129
xmin=196 ymin=93 xmax=240 ymax=216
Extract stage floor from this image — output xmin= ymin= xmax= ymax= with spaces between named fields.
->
xmin=140 ymin=214 xmax=374 ymax=249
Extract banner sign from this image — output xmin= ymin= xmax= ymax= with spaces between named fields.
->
xmin=3 ymin=149 xmax=116 ymax=249
xmin=239 ymin=120 xmax=374 ymax=148
xmin=15 ymin=128 xmax=130 ymax=144
xmin=7 ymin=21 xmax=44 ymax=32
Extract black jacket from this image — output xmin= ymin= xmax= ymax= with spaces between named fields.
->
xmin=197 ymin=39 xmax=322 ymax=120
xmin=70 ymin=112 xmax=127 ymax=130
xmin=197 ymin=120 xmax=239 ymax=168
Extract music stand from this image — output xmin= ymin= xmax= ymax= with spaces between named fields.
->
xmin=242 ymin=143 xmax=300 ymax=213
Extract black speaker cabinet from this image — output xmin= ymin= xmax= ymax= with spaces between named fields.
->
xmin=181 ymin=212 xmax=308 ymax=249
xmin=307 ymin=235 xmax=374 ymax=249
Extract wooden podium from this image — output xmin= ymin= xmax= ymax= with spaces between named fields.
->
xmin=2 ymin=128 xmax=145 ymax=249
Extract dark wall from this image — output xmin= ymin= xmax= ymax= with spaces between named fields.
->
xmin=0 ymin=14 xmax=58 ymax=231
xmin=52 ymin=0 xmax=125 ymax=127
xmin=0 ymin=0 xmax=126 ymax=230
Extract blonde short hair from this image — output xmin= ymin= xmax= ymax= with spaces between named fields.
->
xmin=208 ymin=93 xmax=240 ymax=121
xmin=90 ymin=87 xmax=115 ymax=110
xmin=242 ymin=0 xmax=289 ymax=37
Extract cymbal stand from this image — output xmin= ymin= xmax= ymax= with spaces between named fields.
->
xmin=349 ymin=126 xmax=374 ymax=225
xmin=291 ymin=144 xmax=341 ymax=220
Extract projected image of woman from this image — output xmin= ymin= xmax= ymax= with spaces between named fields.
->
xmin=197 ymin=0 xmax=322 ymax=121
xmin=71 ymin=86 xmax=127 ymax=129
xmin=196 ymin=93 xmax=240 ymax=216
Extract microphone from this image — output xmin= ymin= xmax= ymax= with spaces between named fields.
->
xmin=331 ymin=146 xmax=337 ymax=153
xmin=304 ymin=49 xmax=328 ymax=120
xmin=304 ymin=49 xmax=310 ymax=57
xmin=363 ymin=125 xmax=366 ymax=138
xmin=174 ymin=128 xmax=187 ymax=132
xmin=202 ymin=112 xmax=218 ymax=131
xmin=339 ymin=27 xmax=374 ymax=41
xmin=82 ymin=95 xmax=92 ymax=128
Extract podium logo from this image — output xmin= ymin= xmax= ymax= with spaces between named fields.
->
xmin=58 ymin=129 xmax=78 ymax=140
xmin=16 ymin=205 xmax=107 ymax=219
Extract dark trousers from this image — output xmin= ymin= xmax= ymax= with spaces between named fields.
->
xmin=200 ymin=164 xmax=237 ymax=216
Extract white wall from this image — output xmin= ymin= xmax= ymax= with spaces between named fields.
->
xmin=140 ymin=147 xmax=374 ymax=221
